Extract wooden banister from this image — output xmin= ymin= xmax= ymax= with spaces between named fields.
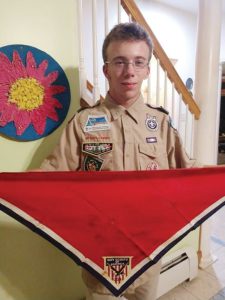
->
xmin=121 ymin=0 xmax=201 ymax=120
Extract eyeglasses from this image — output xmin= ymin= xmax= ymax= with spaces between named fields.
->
xmin=105 ymin=59 xmax=149 ymax=70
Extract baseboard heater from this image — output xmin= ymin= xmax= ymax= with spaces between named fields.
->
xmin=157 ymin=247 xmax=198 ymax=298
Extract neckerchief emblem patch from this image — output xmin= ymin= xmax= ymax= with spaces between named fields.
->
xmin=147 ymin=161 xmax=159 ymax=170
xmin=83 ymin=155 xmax=103 ymax=171
xmin=82 ymin=143 xmax=113 ymax=156
xmin=103 ymin=257 xmax=132 ymax=286
xmin=84 ymin=115 xmax=110 ymax=132
xmin=145 ymin=114 xmax=158 ymax=131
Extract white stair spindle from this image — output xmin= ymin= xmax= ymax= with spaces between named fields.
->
xmin=185 ymin=109 xmax=194 ymax=157
xmin=164 ymin=71 xmax=168 ymax=110
xmin=104 ymin=0 xmax=109 ymax=35
xmin=177 ymin=94 xmax=182 ymax=132
xmin=104 ymin=0 xmax=109 ymax=94
xmin=147 ymin=75 xmax=151 ymax=104
xmin=190 ymin=113 xmax=195 ymax=157
xmin=156 ymin=58 xmax=160 ymax=106
xmin=92 ymin=0 xmax=100 ymax=103
xmin=171 ymin=82 xmax=175 ymax=121
xmin=78 ymin=0 xmax=87 ymax=101
xmin=118 ymin=0 xmax=121 ymax=23
xmin=184 ymin=104 xmax=189 ymax=150
xmin=128 ymin=14 xmax=132 ymax=22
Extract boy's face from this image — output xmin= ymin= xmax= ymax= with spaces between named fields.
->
xmin=103 ymin=40 xmax=150 ymax=107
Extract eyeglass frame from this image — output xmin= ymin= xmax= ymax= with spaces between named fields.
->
xmin=104 ymin=58 xmax=149 ymax=71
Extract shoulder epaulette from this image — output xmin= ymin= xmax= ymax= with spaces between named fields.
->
xmin=77 ymin=99 xmax=101 ymax=113
xmin=145 ymin=103 xmax=169 ymax=115
xmin=67 ymin=100 xmax=102 ymax=124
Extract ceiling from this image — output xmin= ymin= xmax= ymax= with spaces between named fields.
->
xmin=154 ymin=0 xmax=225 ymax=14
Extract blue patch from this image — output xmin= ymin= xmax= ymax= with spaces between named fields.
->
xmin=84 ymin=115 xmax=110 ymax=132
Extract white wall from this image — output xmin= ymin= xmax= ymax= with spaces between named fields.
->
xmin=137 ymin=0 xmax=198 ymax=85
xmin=138 ymin=0 xmax=225 ymax=75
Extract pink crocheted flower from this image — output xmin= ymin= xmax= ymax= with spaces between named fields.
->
xmin=0 ymin=50 xmax=65 ymax=135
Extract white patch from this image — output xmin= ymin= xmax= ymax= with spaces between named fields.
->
xmin=145 ymin=114 xmax=158 ymax=131
xmin=146 ymin=137 xmax=157 ymax=143
xmin=84 ymin=115 xmax=111 ymax=132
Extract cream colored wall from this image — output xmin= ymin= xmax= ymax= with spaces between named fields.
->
xmin=0 ymin=0 xmax=86 ymax=299
xmin=0 ymin=0 xmax=80 ymax=172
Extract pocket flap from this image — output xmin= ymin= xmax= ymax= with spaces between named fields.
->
xmin=138 ymin=143 xmax=165 ymax=158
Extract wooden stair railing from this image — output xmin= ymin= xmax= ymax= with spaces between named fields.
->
xmin=81 ymin=81 xmax=104 ymax=108
xmin=121 ymin=0 xmax=200 ymax=120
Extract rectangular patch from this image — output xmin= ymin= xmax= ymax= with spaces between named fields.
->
xmin=84 ymin=115 xmax=110 ymax=132
xmin=82 ymin=143 xmax=113 ymax=156
xmin=84 ymin=134 xmax=110 ymax=141
xmin=146 ymin=137 xmax=157 ymax=143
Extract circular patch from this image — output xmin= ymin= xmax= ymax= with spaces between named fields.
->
xmin=0 ymin=44 xmax=70 ymax=141
xmin=145 ymin=115 xmax=158 ymax=131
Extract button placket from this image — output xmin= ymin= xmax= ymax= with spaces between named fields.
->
xmin=122 ymin=114 xmax=133 ymax=170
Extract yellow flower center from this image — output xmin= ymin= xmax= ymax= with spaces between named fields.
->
xmin=8 ymin=77 xmax=44 ymax=110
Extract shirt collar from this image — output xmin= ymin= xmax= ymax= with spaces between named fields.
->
xmin=104 ymin=93 xmax=126 ymax=121
xmin=126 ymin=94 xmax=145 ymax=124
xmin=104 ymin=93 xmax=145 ymax=124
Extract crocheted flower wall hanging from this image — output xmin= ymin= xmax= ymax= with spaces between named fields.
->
xmin=0 ymin=44 xmax=71 ymax=141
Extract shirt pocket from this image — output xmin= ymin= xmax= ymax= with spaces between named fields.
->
xmin=138 ymin=143 xmax=169 ymax=170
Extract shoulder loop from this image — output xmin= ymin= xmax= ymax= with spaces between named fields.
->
xmin=77 ymin=99 xmax=101 ymax=113
xmin=67 ymin=100 xmax=102 ymax=124
xmin=145 ymin=103 xmax=169 ymax=115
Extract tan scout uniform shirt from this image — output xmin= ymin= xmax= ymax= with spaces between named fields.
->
xmin=40 ymin=93 xmax=198 ymax=296
xmin=41 ymin=94 xmax=197 ymax=171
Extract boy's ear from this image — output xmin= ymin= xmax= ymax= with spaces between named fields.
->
xmin=103 ymin=64 xmax=109 ymax=79
xmin=145 ymin=65 xmax=150 ymax=79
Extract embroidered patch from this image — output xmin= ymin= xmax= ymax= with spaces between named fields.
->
xmin=146 ymin=161 xmax=159 ymax=170
xmin=145 ymin=114 xmax=158 ymax=131
xmin=83 ymin=155 xmax=103 ymax=171
xmin=103 ymin=257 xmax=132 ymax=286
xmin=82 ymin=143 xmax=113 ymax=156
xmin=84 ymin=134 xmax=110 ymax=141
xmin=146 ymin=137 xmax=157 ymax=143
xmin=84 ymin=115 xmax=110 ymax=132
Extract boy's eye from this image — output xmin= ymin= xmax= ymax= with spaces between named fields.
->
xmin=114 ymin=61 xmax=126 ymax=66
xmin=135 ymin=60 xmax=145 ymax=67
